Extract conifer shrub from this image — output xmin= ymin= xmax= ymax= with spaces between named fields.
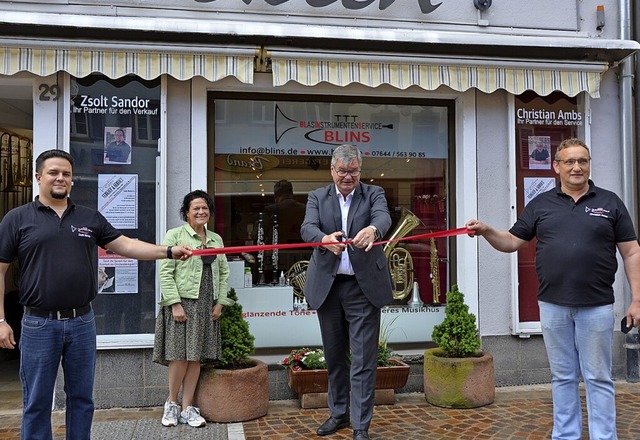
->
xmin=431 ymin=285 xmax=481 ymax=358
xmin=217 ymin=288 xmax=256 ymax=368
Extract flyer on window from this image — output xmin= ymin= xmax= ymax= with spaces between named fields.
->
xmin=97 ymin=247 xmax=138 ymax=294
xmin=523 ymin=177 xmax=556 ymax=206
xmin=97 ymin=174 xmax=138 ymax=229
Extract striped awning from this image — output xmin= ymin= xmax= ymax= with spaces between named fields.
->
xmin=0 ymin=41 xmax=256 ymax=83
xmin=270 ymin=49 xmax=608 ymax=98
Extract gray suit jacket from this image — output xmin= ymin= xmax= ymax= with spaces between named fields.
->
xmin=301 ymin=182 xmax=393 ymax=309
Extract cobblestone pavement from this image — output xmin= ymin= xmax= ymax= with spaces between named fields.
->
xmin=243 ymin=383 xmax=640 ymax=440
xmin=2 ymin=383 xmax=640 ymax=439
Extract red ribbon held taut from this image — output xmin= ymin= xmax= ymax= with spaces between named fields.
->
xmin=191 ymin=227 xmax=474 ymax=257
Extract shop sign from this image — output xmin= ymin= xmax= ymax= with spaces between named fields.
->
xmin=215 ymin=99 xmax=449 ymax=159
xmin=234 ymin=285 xmax=445 ymax=347
xmin=194 ymin=0 xmax=444 ymax=14
xmin=516 ymin=107 xmax=583 ymax=127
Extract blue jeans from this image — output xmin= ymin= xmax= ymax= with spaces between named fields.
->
xmin=539 ymin=301 xmax=616 ymax=440
xmin=19 ymin=309 xmax=97 ymax=440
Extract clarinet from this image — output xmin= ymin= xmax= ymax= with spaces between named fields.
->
xmin=257 ymin=212 xmax=266 ymax=285
xmin=272 ymin=213 xmax=279 ymax=284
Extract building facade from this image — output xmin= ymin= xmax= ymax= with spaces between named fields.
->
xmin=0 ymin=0 xmax=638 ymax=408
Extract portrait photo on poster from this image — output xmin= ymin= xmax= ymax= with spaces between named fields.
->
xmin=98 ymin=266 xmax=116 ymax=293
xmin=528 ymin=135 xmax=551 ymax=170
xmin=104 ymin=127 xmax=132 ymax=164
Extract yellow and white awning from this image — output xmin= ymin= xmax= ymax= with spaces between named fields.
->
xmin=0 ymin=40 xmax=256 ymax=83
xmin=270 ymin=49 xmax=608 ymax=98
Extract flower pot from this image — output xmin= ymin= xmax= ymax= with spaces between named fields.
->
xmin=374 ymin=358 xmax=411 ymax=390
xmin=195 ymin=358 xmax=268 ymax=423
xmin=287 ymin=367 xmax=329 ymax=394
xmin=287 ymin=358 xmax=410 ymax=395
xmin=423 ymin=347 xmax=495 ymax=409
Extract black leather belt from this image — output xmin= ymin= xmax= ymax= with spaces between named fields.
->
xmin=335 ymin=274 xmax=356 ymax=281
xmin=24 ymin=304 xmax=91 ymax=320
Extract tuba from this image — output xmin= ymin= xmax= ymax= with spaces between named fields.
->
xmin=384 ymin=208 xmax=422 ymax=300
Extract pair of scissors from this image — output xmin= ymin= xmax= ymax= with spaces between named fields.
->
xmin=338 ymin=230 xmax=354 ymax=251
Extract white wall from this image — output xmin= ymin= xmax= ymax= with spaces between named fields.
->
xmin=474 ymin=89 xmax=515 ymax=336
xmin=165 ymin=77 xmax=193 ymax=229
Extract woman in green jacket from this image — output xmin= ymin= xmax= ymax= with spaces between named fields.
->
xmin=153 ymin=190 xmax=233 ymax=428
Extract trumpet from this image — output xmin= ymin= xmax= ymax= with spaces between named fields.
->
xmin=383 ymin=208 xmax=422 ymax=300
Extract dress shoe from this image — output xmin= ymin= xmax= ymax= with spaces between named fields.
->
xmin=353 ymin=429 xmax=370 ymax=440
xmin=316 ymin=416 xmax=350 ymax=436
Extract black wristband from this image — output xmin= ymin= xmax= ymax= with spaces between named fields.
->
xmin=166 ymin=246 xmax=173 ymax=259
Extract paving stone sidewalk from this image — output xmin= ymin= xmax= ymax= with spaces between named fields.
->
xmin=2 ymin=382 xmax=640 ymax=439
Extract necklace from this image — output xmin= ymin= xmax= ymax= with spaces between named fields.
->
xmin=196 ymin=230 xmax=207 ymax=242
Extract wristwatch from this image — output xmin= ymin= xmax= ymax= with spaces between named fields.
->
xmin=368 ymin=225 xmax=379 ymax=240
xmin=0 ymin=318 xmax=5 ymax=324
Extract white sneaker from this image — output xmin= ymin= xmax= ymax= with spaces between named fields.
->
xmin=179 ymin=405 xmax=206 ymax=427
xmin=161 ymin=401 xmax=181 ymax=427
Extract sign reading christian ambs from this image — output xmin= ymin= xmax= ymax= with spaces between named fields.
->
xmin=214 ymin=99 xmax=449 ymax=159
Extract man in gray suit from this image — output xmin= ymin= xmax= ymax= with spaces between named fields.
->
xmin=301 ymin=144 xmax=393 ymax=440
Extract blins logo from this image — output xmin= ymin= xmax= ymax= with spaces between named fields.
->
xmin=585 ymin=206 xmax=610 ymax=219
xmin=71 ymin=225 xmax=93 ymax=238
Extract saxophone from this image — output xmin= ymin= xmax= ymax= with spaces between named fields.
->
xmin=383 ymin=208 xmax=422 ymax=300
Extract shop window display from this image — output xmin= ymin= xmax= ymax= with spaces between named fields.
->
xmin=69 ymin=74 xmax=161 ymax=336
xmin=211 ymin=96 xmax=453 ymax=307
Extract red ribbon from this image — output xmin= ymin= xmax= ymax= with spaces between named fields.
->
xmin=191 ymin=227 xmax=474 ymax=257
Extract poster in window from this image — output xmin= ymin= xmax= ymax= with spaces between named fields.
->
xmin=104 ymin=127 xmax=132 ymax=164
xmin=523 ymin=177 xmax=556 ymax=206
xmin=97 ymin=248 xmax=138 ymax=294
xmin=527 ymin=135 xmax=551 ymax=170
xmin=98 ymin=174 xmax=138 ymax=229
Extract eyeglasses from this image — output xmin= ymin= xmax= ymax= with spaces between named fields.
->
xmin=333 ymin=168 xmax=361 ymax=177
xmin=556 ymin=158 xmax=590 ymax=167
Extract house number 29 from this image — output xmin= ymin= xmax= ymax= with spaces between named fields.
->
xmin=38 ymin=83 xmax=60 ymax=101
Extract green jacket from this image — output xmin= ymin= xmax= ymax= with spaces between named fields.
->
xmin=159 ymin=223 xmax=233 ymax=307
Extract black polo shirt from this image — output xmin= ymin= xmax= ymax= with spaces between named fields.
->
xmin=0 ymin=197 xmax=121 ymax=310
xmin=509 ymin=181 xmax=637 ymax=307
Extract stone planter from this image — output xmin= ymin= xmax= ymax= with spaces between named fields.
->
xmin=423 ymin=347 xmax=495 ymax=408
xmin=195 ymin=358 xmax=268 ymax=423
xmin=287 ymin=359 xmax=410 ymax=408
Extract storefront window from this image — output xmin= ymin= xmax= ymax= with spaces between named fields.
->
xmin=69 ymin=74 xmax=161 ymax=336
xmin=514 ymin=91 xmax=580 ymax=325
xmin=211 ymin=96 xmax=453 ymax=308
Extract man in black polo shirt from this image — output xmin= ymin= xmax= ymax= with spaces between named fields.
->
xmin=0 ymin=149 xmax=192 ymax=440
xmin=466 ymin=138 xmax=640 ymax=440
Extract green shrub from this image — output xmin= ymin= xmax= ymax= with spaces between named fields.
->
xmin=217 ymin=287 xmax=256 ymax=368
xmin=431 ymin=285 xmax=481 ymax=358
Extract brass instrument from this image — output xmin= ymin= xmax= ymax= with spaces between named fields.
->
xmin=384 ymin=208 xmax=422 ymax=300
xmin=286 ymin=260 xmax=309 ymax=301
xmin=430 ymin=236 xmax=441 ymax=304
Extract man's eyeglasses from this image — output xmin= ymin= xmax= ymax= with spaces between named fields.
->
xmin=333 ymin=168 xmax=361 ymax=177
xmin=555 ymin=158 xmax=590 ymax=167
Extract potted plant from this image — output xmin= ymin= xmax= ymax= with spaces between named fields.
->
xmin=423 ymin=284 xmax=495 ymax=408
xmin=283 ymin=317 xmax=410 ymax=407
xmin=194 ymin=288 xmax=269 ymax=422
